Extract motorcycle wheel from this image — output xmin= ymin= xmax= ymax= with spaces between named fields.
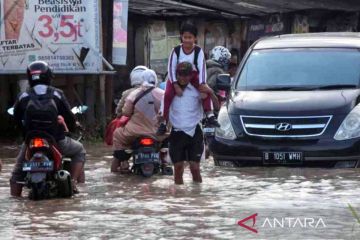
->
xmin=140 ymin=163 xmax=154 ymax=177
xmin=29 ymin=182 xmax=44 ymax=200
xmin=161 ymin=165 xmax=173 ymax=176
xmin=57 ymin=175 xmax=73 ymax=198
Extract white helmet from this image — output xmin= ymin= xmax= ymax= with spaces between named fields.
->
xmin=141 ymin=69 xmax=158 ymax=87
xmin=210 ymin=46 xmax=231 ymax=68
xmin=130 ymin=65 xmax=148 ymax=86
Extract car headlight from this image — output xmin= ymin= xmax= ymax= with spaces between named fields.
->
xmin=334 ymin=104 xmax=360 ymax=140
xmin=215 ymin=107 xmax=237 ymax=140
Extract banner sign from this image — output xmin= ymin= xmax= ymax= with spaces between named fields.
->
xmin=247 ymin=14 xmax=288 ymax=41
xmin=149 ymin=21 xmax=168 ymax=75
xmin=293 ymin=15 xmax=309 ymax=33
xmin=112 ymin=0 xmax=128 ymax=65
xmin=0 ymin=0 xmax=102 ymax=74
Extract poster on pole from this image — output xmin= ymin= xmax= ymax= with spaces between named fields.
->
xmin=149 ymin=21 xmax=168 ymax=75
xmin=0 ymin=0 xmax=102 ymax=74
xmin=112 ymin=0 xmax=128 ymax=65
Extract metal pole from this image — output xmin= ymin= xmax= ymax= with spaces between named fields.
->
xmin=98 ymin=0 xmax=107 ymax=136
xmin=99 ymin=74 xmax=106 ymax=134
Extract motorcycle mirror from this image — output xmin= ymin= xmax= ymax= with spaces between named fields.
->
xmin=7 ymin=107 xmax=14 ymax=116
xmin=71 ymin=105 xmax=88 ymax=114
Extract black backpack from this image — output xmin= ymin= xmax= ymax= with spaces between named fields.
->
xmin=174 ymin=45 xmax=201 ymax=72
xmin=24 ymin=87 xmax=59 ymax=137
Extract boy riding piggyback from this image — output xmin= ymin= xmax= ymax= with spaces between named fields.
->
xmin=157 ymin=22 xmax=220 ymax=135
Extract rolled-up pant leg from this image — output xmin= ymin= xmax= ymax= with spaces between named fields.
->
xmin=9 ymin=143 xmax=27 ymax=183
xmin=57 ymin=137 xmax=86 ymax=163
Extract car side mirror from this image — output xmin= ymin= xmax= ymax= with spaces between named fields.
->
xmin=216 ymin=74 xmax=231 ymax=91
xmin=7 ymin=107 xmax=14 ymax=116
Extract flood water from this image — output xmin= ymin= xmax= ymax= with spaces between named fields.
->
xmin=1 ymin=143 xmax=360 ymax=239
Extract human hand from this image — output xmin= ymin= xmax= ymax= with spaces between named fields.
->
xmin=174 ymin=82 xmax=183 ymax=97
xmin=198 ymin=84 xmax=214 ymax=95
xmin=58 ymin=115 xmax=69 ymax=132
xmin=57 ymin=115 xmax=65 ymax=125
xmin=156 ymin=114 xmax=165 ymax=125
xmin=200 ymin=93 xmax=208 ymax=99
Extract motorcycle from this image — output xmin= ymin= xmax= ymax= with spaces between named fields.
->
xmin=203 ymin=74 xmax=231 ymax=158
xmin=126 ymin=136 xmax=173 ymax=177
xmin=8 ymin=105 xmax=87 ymax=200
xmin=22 ymin=131 xmax=73 ymax=200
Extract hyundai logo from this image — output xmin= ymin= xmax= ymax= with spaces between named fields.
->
xmin=275 ymin=123 xmax=292 ymax=131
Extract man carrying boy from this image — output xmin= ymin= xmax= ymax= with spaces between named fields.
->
xmin=157 ymin=22 xmax=220 ymax=135
xmin=168 ymin=62 xmax=219 ymax=184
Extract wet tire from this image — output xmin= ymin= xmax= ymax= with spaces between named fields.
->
xmin=162 ymin=166 xmax=173 ymax=176
xmin=140 ymin=163 xmax=154 ymax=177
xmin=29 ymin=184 xmax=40 ymax=200
xmin=29 ymin=182 xmax=44 ymax=201
xmin=57 ymin=175 xmax=73 ymax=198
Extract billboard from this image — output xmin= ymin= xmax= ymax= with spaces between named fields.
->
xmin=112 ymin=0 xmax=128 ymax=65
xmin=0 ymin=0 xmax=102 ymax=74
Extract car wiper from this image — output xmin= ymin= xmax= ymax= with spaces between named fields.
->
xmin=255 ymin=86 xmax=314 ymax=91
xmin=314 ymin=84 xmax=358 ymax=90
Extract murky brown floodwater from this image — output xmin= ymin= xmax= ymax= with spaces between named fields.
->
xmin=1 ymin=143 xmax=360 ymax=239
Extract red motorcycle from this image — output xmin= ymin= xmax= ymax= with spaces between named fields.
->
xmin=8 ymin=105 xmax=87 ymax=200
xmin=22 ymin=131 xmax=73 ymax=200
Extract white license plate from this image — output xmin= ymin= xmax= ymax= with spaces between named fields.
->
xmin=134 ymin=152 xmax=160 ymax=164
xmin=218 ymin=161 xmax=235 ymax=167
xmin=263 ymin=152 xmax=303 ymax=164
xmin=203 ymin=127 xmax=215 ymax=133
xmin=22 ymin=161 xmax=54 ymax=172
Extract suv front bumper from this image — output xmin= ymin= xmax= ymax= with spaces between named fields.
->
xmin=209 ymin=136 xmax=360 ymax=168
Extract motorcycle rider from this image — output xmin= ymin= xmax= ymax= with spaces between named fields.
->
xmin=111 ymin=69 xmax=167 ymax=173
xmin=115 ymin=65 xmax=148 ymax=118
xmin=206 ymin=46 xmax=232 ymax=102
xmin=10 ymin=61 xmax=86 ymax=196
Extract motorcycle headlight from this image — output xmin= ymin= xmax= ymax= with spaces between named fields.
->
xmin=334 ymin=105 xmax=360 ymax=140
xmin=215 ymin=107 xmax=237 ymax=140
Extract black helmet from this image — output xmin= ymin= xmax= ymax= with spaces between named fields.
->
xmin=27 ymin=61 xmax=54 ymax=87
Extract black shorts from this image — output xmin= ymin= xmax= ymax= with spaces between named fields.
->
xmin=169 ymin=125 xmax=204 ymax=164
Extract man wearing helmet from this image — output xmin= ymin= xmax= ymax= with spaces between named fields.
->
xmin=10 ymin=61 xmax=86 ymax=197
xmin=115 ymin=65 xmax=148 ymax=118
xmin=206 ymin=46 xmax=232 ymax=93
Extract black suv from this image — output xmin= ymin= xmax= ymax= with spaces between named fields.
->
xmin=209 ymin=33 xmax=360 ymax=168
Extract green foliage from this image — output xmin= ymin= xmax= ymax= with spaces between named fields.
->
xmin=349 ymin=204 xmax=360 ymax=225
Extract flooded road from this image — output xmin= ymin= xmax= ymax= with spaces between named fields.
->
xmin=1 ymin=143 xmax=360 ymax=239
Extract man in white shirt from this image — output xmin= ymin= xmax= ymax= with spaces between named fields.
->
xmin=168 ymin=62 xmax=216 ymax=184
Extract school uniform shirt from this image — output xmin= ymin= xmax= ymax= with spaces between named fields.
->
xmin=169 ymin=83 xmax=203 ymax=137
xmin=168 ymin=44 xmax=207 ymax=85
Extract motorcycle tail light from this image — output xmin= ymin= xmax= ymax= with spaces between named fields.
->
xmin=140 ymin=138 xmax=154 ymax=146
xmin=30 ymin=138 xmax=49 ymax=149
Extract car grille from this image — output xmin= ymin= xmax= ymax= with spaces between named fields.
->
xmin=240 ymin=115 xmax=332 ymax=138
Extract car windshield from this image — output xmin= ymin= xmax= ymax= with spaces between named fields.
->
xmin=236 ymin=48 xmax=360 ymax=90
